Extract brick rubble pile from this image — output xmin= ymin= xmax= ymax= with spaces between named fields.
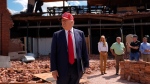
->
xmin=120 ymin=61 xmax=150 ymax=84
xmin=0 ymin=56 xmax=116 ymax=83
xmin=0 ymin=57 xmax=50 ymax=83
xmin=86 ymin=60 xmax=116 ymax=74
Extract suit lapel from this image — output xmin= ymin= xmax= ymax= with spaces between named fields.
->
xmin=74 ymin=29 xmax=79 ymax=56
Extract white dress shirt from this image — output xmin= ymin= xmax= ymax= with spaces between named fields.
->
xmin=98 ymin=42 xmax=108 ymax=52
xmin=65 ymin=28 xmax=77 ymax=59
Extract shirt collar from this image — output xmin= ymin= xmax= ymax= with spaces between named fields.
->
xmin=133 ymin=41 xmax=138 ymax=43
xmin=116 ymin=42 xmax=121 ymax=44
xmin=143 ymin=42 xmax=147 ymax=44
xmin=65 ymin=27 xmax=74 ymax=33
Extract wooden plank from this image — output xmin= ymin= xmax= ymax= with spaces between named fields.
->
xmin=12 ymin=16 xmax=61 ymax=21
xmin=117 ymin=6 xmax=137 ymax=13
xmin=33 ymin=73 xmax=54 ymax=83
xmin=12 ymin=14 xmax=123 ymax=22
xmin=7 ymin=69 xmax=50 ymax=70
xmin=123 ymin=13 xmax=150 ymax=20
xmin=0 ymin=82 xmax=52 ymax=84
xmin=33 ymin=73 xmax=88 ymax=84
xmin=91 ymin=16 xmax=122 ymax=22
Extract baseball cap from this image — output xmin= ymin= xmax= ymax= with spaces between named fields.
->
xmin=62 ymin=12 xmax=74 ymax=20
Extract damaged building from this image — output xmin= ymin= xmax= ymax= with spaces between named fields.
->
xmin=0 ymin=0 xmax=150 ymax=83
xmin=1 ymin=0 xmax=150 ymax=56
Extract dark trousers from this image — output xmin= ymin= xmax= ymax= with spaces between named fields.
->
xmin=27 ymin=4 xmax=34 ymax=13
xmin=57 ymin=60 xmax=83 ymax=84
xmin=35 ymin=6 xmax=42 ymax=13
xmin=115 ymin=55 xmax=124 ymax=74
xmin=35 ymin=1 xmax=43 ymax=13
xmin=130 ymin=52 xmax=140 ymax=61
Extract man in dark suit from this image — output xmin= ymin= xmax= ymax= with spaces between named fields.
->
xmin=50 ymin=12 xmax=89 ymax=84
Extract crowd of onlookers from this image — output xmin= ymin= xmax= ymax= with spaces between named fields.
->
xmin=98 ymin=35 xmax=150 ymax=75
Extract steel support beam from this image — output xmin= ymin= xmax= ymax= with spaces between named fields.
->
xmin=26 ymin=22 xmax=29 ymax=53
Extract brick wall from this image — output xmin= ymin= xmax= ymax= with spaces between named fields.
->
xmin=0 ymin=0 xmax=13 ymax=55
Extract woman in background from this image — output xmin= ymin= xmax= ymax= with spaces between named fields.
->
xmin=98 ymin=35 xmax=108 ymax=75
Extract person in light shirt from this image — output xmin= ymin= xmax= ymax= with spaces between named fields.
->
xmin=110 ymin=37 xmax=125 ymax=75
xmin=98 ymin=35 xmax=108 ymax=75
xmin=140 ymin=37 xmax=150 ymax=62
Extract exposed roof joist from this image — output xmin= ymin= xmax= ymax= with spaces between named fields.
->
xmin=12 ymin=13 xmax=150 ymax=22
xmin=18 ymin=22 xmax=150 ymax=28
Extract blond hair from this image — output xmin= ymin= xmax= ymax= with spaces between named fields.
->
xmin=100 ymin=35 xmax=107 ymax=47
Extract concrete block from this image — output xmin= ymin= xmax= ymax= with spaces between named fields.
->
xmin=8 ymin=51 xmax=26 ymax=60
xmin=0 ymin=56 xmax=10 ymax=68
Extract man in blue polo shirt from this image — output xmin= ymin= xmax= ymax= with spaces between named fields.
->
xmin=140 ymin=37 xmax=150 ymax=62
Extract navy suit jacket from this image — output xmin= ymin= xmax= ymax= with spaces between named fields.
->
xmin=50 ymin=28 xmax=89 ymax=77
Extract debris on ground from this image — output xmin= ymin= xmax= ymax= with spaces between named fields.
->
xmin=120 ymin=60 xmax=150 ymax=84
xmin=0 ymin=56 xmax=50 ymax=83
xmin=85 ymin=60 xmax=115 ymax=74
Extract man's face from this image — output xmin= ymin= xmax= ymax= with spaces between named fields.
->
xmin=61 ymin=18 xmax=74 ymax=30
xmin=143 ymin=38 xmax=147 ymax=42
xmin=116 ymin=38 xmax=121 ymax=43
xmin=133 ymin=37 xmax=137 ymax=42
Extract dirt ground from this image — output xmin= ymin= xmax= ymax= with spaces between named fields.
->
xmin=83 ymin=68 xmax=140 ymax=84
xmin=0 ymin=56 xmax=142 ymax=84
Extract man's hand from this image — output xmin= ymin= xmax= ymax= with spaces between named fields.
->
xmin=113 ymin=53 xmax=117 ymax=56
xmin=110 ymin=49 xmax=117 ymax=57
xmin=133 ymin=47 xmax=139 ymax=49
xmin=145 ymin=49 xmax=150 ymax=52
xmin=83 ymin=67 xmax=89 ymax=74
xmin=52 ymin=70 xmax=59 ymax=80
xmin=127 ymin=43 xmax=131 ymax=47
xmin=85 ymin=68 xmax=88 ymax=72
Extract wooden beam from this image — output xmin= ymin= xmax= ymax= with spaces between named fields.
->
xmin=91 ymin=16 xmax=122 ymax=22
xmin=123 ymin=13 xmax=150 ymax=20
xmin=12 ymin=13 xmax=150 ymax=22
xmin=7 ymin=69 xmax=50 ymax=70
xmin=12 ymin=16 xmax=61 ymax=21
xmin=12 ymin=14 xmax=123 ymax=22
xmin=33 ymin=73 xmax=53 ymax=83
xmin=90 ymin=28 xmax=119 ymax=30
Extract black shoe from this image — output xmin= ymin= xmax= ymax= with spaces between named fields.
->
xmin=101 ymin=72 xmax=104 ymax=75
xmin=104 ymin=72 xmax=107 ymax=74
xmin=116 ymin=73 xmax=118 ymax=75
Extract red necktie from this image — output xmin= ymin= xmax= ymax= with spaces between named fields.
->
xmin=68 ymin=30 xmax=75 ymax=64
